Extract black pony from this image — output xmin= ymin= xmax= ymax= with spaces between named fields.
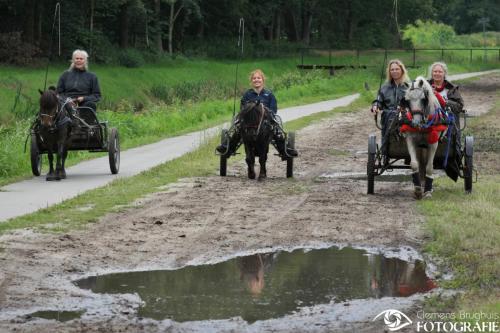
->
xmin=239 ymin=100 xmax=274 ymax=180
xmin=37 ymin=87 xmax=72 ymax=181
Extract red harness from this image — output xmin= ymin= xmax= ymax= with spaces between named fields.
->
xmin=400 ymin=111 xmax=448 ymax=144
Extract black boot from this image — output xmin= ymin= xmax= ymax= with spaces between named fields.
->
xmin=424 ymin=176 xmax=433 ymax=193
xmin=287 ymin=146 xmax=298 ymax=157
xmin=411 ymin=172 xmax=421 ymax=187
xmin=274 ymin=126 xmax=298 ymax=160
xmin=216 ymin=131 xmax=241 ymax=156
xmin=274 ymin=138 xmax=298 ymax=160
xmin=216 ymin=144 xmax=227 ymax=154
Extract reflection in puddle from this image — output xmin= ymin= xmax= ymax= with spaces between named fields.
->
xmin=29 ymin=310 xmax=84 ymax=322
xmin=74 ymin=247 xmax=436 ymax=323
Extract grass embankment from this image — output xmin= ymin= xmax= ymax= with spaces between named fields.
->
xmin=420 ymin=89 xmax=500 ymax=320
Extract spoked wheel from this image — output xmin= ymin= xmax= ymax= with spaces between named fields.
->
xmin=464 ymin=136 xmax=473 ymax=193
xmin=220 ymin=129 xmax=228 ymax=176
xmin=30 ymin=133 xmax=42 ymax=176
xmin=108 ymin=128 xmax=120 ymax=174
xmin=367 ymin=134 xmax=377 ymax=194
xmin=286 ymin=132 xmax=295 ymax=178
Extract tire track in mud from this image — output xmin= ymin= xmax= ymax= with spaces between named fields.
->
xmin=0 ymin=74 xmax=497 ymax=333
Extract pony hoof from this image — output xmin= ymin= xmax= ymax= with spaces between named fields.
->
xmin=248 ymin=171 xmax=256 ymax=180
xmin=46 ymin=173 xmax=56 ymax=181
xmin=60 ymin=171 xmax=66 ymax=179
xmin=258 ymin=174 xmax=267 ymax=181
xmin=423 ymin=191 xmax=432 ymax=199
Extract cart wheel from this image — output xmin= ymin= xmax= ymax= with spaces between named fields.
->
xmin=109 ymin=128 xmax=120 ymax=174
xmin=286 ymin=132 xmax=295 ymax=178
xmin=220 ymin=129 xmax=228 ymax=176
xmin=464 ymin=136 xmax=473 ymax=193
xmin=30 ymin=133 xmax=42 ymax=176
xmin=367 ymin=134 xmax=377 ymax=194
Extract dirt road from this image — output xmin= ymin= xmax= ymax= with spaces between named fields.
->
xmin=0 ymin=74 xmax=498 ymax=333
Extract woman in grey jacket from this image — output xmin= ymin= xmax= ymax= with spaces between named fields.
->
xmin=57 ymin=49 xmax=101 ymax=112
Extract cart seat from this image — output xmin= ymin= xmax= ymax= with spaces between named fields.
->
xmin=76 ymin=106 xmax=99 ymax=125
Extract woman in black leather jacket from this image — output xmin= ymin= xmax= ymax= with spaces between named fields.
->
xmin=371 ymin=59 xmax=411 ymax=151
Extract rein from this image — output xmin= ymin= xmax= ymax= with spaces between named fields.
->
xmin=255 ymin=104 xmax=266 ymax=135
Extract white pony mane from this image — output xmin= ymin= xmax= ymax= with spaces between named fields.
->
xmin=407 ymin=76 xmax=440 ymax=111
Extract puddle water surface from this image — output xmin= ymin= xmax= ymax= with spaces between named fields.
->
xmin=29 ymin=310 xmax=84 ymax=322
xmin=75 ymin=247 xmax=436 ymax=323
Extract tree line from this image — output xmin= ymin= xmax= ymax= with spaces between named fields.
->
xmin=0 ymin=0 xmax=498 ymax=65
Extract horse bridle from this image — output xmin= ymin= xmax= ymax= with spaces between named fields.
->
xmin=241 ymin=102 xmax=267 ymax=132
xmin=39 ymin=105 xmax=60 ymax=120
xmin=39 ymin=96 xmax=71 ymax=129
xmin=406 ymin=82 xmax=429 ymax=117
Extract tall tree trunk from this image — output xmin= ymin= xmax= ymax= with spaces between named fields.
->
xmin=302 ymin=12 xmax=312 ymax=45
xmin=275 ymin=10 xmax=281 ymax=44
xmin=196 ymin=21 xmax=204 ymax=39
xmin=301 ymin=1 xmax=317 ymax=46
xmin=145 ymin=8 xmax=149 ymax=47
xmin=34 ymin=1 xmax=42 ymax=45
xmin=89 ymin=0 xmax=95 ymax=54
xmin=168 ymin=1 xmax=174 ymax=56
xmin=346 ymin=2 xmax=356 ymax=47
xmin=119 ymin=1 xmax=130 ymax=49
xmin=167 ymin=0 xmax=183 ymax=57
xmin=23 ymin=0 xmax=36 ymax=44
xmin=89 ymin=0 xmax=94 ymax=34
xmin=154 ymin=0 xmax=163 ymax=52
xmin=283 ymin=8 xmax=299 ymax=42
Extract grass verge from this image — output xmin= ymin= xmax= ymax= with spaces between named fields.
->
xmin=420 ymin=86 xmax=500 ymax=321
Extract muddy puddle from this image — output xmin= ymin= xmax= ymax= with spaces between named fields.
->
xmin=74 ymin=246 xmax=436 ymax=323
xmin=28 ymin=310 xmax=84 ymax=322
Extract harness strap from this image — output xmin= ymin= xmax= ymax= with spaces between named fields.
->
xmin=442 ymin=113 xmax=456 ymax=169
xmin=255 ymin=104 xmax=266 ymax=135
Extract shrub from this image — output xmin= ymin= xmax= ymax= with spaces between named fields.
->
xmin=149 ymin=80 xmax=232 ymax=105
xmin=272 ymin=70 xmax=327 ymax=91
xmin=118 ymin=48 xmax=145 ymax=68
xmin=0 ymin=32 xmax=41 ymax=65
xmin=456 ymin=31 xmax=500 ymax=48
xmin=403 ymin=20 xmax=457 ymax=48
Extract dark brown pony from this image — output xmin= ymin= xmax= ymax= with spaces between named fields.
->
xmin=239 ymin=101 xmax=273 ymax=180
xmin=38 ymin=88 xmax=72 ymax=181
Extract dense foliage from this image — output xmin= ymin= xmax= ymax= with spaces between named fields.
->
xmin=0 ymin=0 xmax=498 ymax=64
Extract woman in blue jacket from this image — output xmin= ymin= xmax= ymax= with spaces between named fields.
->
xmin=216 ymin=69 xmax=297 ymax=159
